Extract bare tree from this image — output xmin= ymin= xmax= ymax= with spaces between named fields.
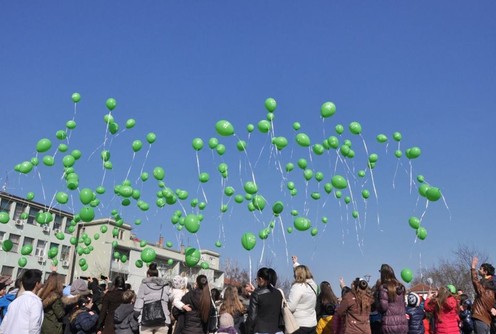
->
xmin=222 ymin=258 xmax=250 ymax=286
xmin=411 ymin=244 xmax=490 ymax=296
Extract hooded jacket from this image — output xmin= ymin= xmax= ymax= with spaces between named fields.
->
xmin=378 ymin=284 xmax=408 ymax=334
xmin=405 ymin=305 xmax=425 ymax=334
xmin=336 ymin=291 xmax=371 ymax=334
xmin=114 ymin=303 xmax=139 ymax=334
xmin=0 ymin=292 xmax=16 ymax=324
xmin=471 ymin=268 xmax=495 ymax=325
xmin=134 ymin=277 xmax=172 ymax=326
xmin=40 ymin=291 xmax=66 ymax=334
xmin=424 ymin=296 xmax=459 ymax=334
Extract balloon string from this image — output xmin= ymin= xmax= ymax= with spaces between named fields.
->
xmin=195 ymin=152 xmax=201 ymax=177
xmin=259 ymin=240 xmax=265 ymax=266
xmin=409 ymin=161 xmax=413 ymax=194
xmin=278 ymin=216 xmax=290 ymax=267
xmin=66 ymin=103 xmax=78 ymax=143
xmin=36 ymin=169 xmax=47 ymax=203
xmin=441 ymin=194 xmax=452 ymax=222
xmin=125 ymin=153 xmax=136 ymax=182
xmin=137 ymin=145 xmax=152 ymax=184
xmin=248 ymin=255 xmax=252 ymax=284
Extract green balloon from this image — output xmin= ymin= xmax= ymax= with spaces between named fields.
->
xmin=185 ymin=248 xmax=201 ymax=267
xmin=79 ymin=188 xmax=94 ymax=205
xmin=409 ymin=216 xmax=420 ymax=229
xmin=294 ymin=217 xmax=311 ymax=231
xmin=368 ymin=154 xmax=379 ymax=163
xmin=141 ymin=172 xmax=149 ymax=182
xmin=322 ymin=217 xmax=328 ymax=223
xmin=184 ymin=214 xmax=200 ymax=233
xmin=104 ymin=114 xmax=114 ymax=124
xmin=311 ymin=192 xmax=321 ymax=200
xmin=335 ymin=191 xmax=342 ymax=199
xmin=417 ymin=175 xmax=425 ymax=183
xmin=43 ymin=155 xmax=55 ymax=166
xmin=106 ymin=98 xmax=117 ymax=110
xmin=109 ymin=121 xmax=119 ymax=134
xmin=344 ymin=196 xmax=351 ymax=204
xmin=101 ymin=150 xmax=111 ymax=161
xmin=285 ymin=163 xmax=294 ymax=172
xmin=394 ymin=150 xmax=403 ymax=158
xmin=331 ymin=175 xmax=348 ymax=189
xmin=310 ymin=228 xmax=318 ymax=236
xmin=71 ymin=92 xmax=81 ymax=103
xmin=361 ymin=189 xmax=370 ymax=199
xmin=418 ymin=184 xmax=429 ymax=197
xmin=146 ymin=132 xmax=156 ymax=144
xmin=292 ymin=122 xmax=301 ymax=130
xmin=335 ymin=124 xmax=344 ymax=135
xmin=192 ymin=138 xmax=204 ymax=151
xmin=401 ymin=268 xmax=413 ymax=283
xmin=236 ymin=140 xmax=247 ymax=151
xmin=224 ymin=187 xmax=235 ymax=196
xmin=140 ymin=247 xmax=157 ymax=263
xmin=199 ymin=172 xmax=210 ymax=183
xmin=376 ymin=134 xmax=388 ymax=143
xmin=349 ymin=122 xmax=362 ymax=135
xmin=315 ymin=172 xmax=324 ymax=182
xmin=241 ymin=232 xmax=256 ymax=251
xmin=287 ymin=226 xmax=293 ymax=233
xmin=18 ymin=257 xmax=27 ymax=268
xmin=208 ymin=137 xmax=219 ymax=149
xmin=320 ymin=102 xmax=336 ymax=118
xmin=257 ymin=120 xmax=271 ymax=133
xmin=153 ymin=167 xmax=165 ymax=180
xmin=215 ymin=241 xmax=222 ymax=247
xmin=166 ymin=241 xmax=173 ymax=248
xmin=58 ymin=144 xmax=68 ymax=152
xmin=312 ymin=144 xmax=324 ymax=155
xmin=36 ymin=138 xmax=52 ymax=153
xmin=265 ymin=97 xmax=277 ymax=112
xmin=18 ymin=161 xmax=34 ymax=174
xmin=406 ymin=146 xmax=421 ymax=159
xmin=215 ymin=120 xmax=235 ymax=136
xmin=303 ymin=169 xmax=313 ymax=181
xmin=2 ymin=240 xmax=13 ymax=251
xmin=21 ymin=244 xmax=33 ymax=256
xmin=216 ymin=144 xmax=226 ymax=156
xmin=252 ymin=195 xmax=266 ymax=211
xmin=426 ymin=187 xmax=442 ymax=201
xmin=295 ymin=133 xmax=311 ymax=147
xmin=297 ymin=158 xmax=307 ymax=169
xmin=132 ymin=140 xmax=143 ymax=152
xmin=79 ymin=206 xmax=95 ymax=222
xmin=66 ymin=120 xmax=77 ymax=129
xmin=56 ymin=130 xmax=67 ymax=140
xmin=234 ymin=195 xmax=244 ymax=203
xmin=324 ymin=183 xmax=333 ymax=194
xmin=352 ymin=210 xmax=359 ymax=218
xmin=100 ymin=225 xmax=108 ymax=233
xmin=393 ymin=132 xmax=402 ymax=141
xmin=327 ymin=136 xmax=339 ymax=149
xmin=126 ymin=119 xmax=136 ymax=129
xmin=244 ymin=181 xmax=258 ymax=194
xmin=272 ymin=201 xmax=284 ymax=215
xmin=340 ymin=145 xmax=350 ymax=157
xmin=273 ymin=137 xmax=288 ymax=150
xmin=140 ymin=240 xmax=147 ymax=247
xmin=416 ymin=227 xmax=427 ymax=240
xmin=247 ymin=124 xmax=255 ymax=133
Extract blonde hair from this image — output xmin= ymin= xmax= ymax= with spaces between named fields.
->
xmin=293 ymin=265 xmax=313 ymax=284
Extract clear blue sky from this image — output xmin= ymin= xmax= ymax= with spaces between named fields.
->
xmin=1 ymin=1 xmax=495 ymax=288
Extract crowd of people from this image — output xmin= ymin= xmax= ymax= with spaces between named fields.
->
xmin=0 ymin=256 xmax=495 ymax=334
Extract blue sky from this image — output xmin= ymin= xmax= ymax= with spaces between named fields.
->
xmin=1 ymin=1 xmax=495 ymax=287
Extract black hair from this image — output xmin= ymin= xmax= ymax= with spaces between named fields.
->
xmin=353 ymin=277 xmax=368 ymax=290
xmin=481 ymin=263 xmax=495 ymax=276
xmin=211 ymin=288 xmax=221 ymax=301
xmin=113 ymin=275 xmax=126 ymax=290
xmin=22 ymin=269 xmax=42 ymax=291
xmin=125 ymin=283 xmax=132 ymax=291
xmin=341 ymin=286 xmax=351 ymax=297
xmin=147 ymin=263 xmax=159 ymax=277
xmin=267 ymin=268 xmax=278 ymax=287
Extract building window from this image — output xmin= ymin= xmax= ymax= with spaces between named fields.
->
xmin=35 ymin=240 xmax=47 ymax=257
xmin=0 ymin=231 xmax=5 ymax=242
xmin=64 ymin=220 xmax=73 ymax=234
xmin=22 ymin=237 xmax=34 ymax=248
xmin=13 ymin=203 xmax=27 ymax=220
xmin=9 ymin=234 xmax=20 ymax=253
xmin=27 ymin=207 xmax=37 ymax=225
xmin=61 ymin=246 xmax=70 ymax=262
xmin=1 ymin=266 xmax=14 ymax=277
xmin=0 ymin=198 xmax=11 ymax=213
xmin=53 ymin=215 xmax=63 ymax=231
xmin=119 ymin=230 xmax=124 ymax=240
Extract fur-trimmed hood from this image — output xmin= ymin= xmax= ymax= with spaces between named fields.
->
xmin=141 ymin=277 xmax=169 ymax=290
xmin=42 ymin=291 xmax=61 ymax=309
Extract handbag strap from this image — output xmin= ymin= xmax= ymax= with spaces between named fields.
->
xmin=306 ymin=282 xmax=317 ymax=296
xmin=277 ymin=288 xmax=287 ymax=306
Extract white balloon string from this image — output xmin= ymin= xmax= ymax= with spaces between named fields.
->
xmin=125 ymin=153 xmax=136 ymax=182
xmin=278 ymin=215 xmax=290 ymax=266
xmin=36 ymin=169 xmax=47 ymax=202
xmin=248 ymin=255 xmax=252 ymax=284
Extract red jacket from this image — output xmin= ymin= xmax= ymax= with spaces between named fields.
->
xmin=424 ymin=296 xmax=459 ymax=334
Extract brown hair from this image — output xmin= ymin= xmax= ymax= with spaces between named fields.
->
xmin=378 ymin=264 xmax=405 ymax=302
xmin=38 ymin=272 xmax=63 ymax=301
xmin=220 ymin=286 xmax=245 ymax=316
xmin=122 ymin=290 xmax=136 ymax=304
xmin=319 ymin=281 xmax=338 ymax=306
xmin=197 ymin=275 xmax=211 ymax=323
xmin=293 ymin=265 xmax=313 ymax=284
xmin=352 ymin=278 xmax=373 ymax=313
xmin=147 ymin=263 xmax=159 ymax=277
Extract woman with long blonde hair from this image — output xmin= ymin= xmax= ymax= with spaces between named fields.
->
xmin=218 ymin=286 xmax=245 ymax=333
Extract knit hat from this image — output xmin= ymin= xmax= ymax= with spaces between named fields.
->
xmin=172 ymin=275 xmax=186 ymax=289
xmin=70 ymin=279 xmax=90 ymax=296
xmin=407 ymin=292 xmax=420 ymax=307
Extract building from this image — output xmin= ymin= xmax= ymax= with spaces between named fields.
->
xmin=0 ymin=192 xmax=224 ymax=289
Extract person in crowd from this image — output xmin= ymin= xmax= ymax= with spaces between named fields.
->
xmin=88 ymin=277 xmax=104 ymax=312
xmin=171 ymin=275 xmax=191 ymax=334
xmin=38 ymin=271 xmax=66 ymax=334
xmin=134 ymin=263 xmax=172 ymax=334
xmin=238 ymin=281 xmax=255 ymax=311
xmin=113 ymin=290 xmax=139 ymax=334
xmin=335 ymin=277 xmax=373 ymax=334
xmin=376 ymin=264 xmax=408 ymax=334
xmin=316 ymin=281 xmax=339 ymax=334
xmin=0 ymin=278 xmax=20 ymax=325
xmin=98 ymin=276 xmax=125 ymax=334
xmin=0 ymin=269 xmax=44 ymax=333
xmin=287 ymin=264 xmax=318 ymax=334
xmin=459 ymin=294 xmax=474 ymax=334
xmin=405 ymin=292 xmax=425 ymax=334
xmin=245 ymin=267 xmax=283 ymax=334
xmin=63 ymin=278 xmax=92 ymax=334
xmin=471 ymin=257 xmax=495 ymax=334
xmin=70 ymin=295 xmax=99 ymax=334
xmin=218 ymin=285 xmax=246 ymax=334
xmin=333 ymin=285 xmax=352 ymax=334
xmin=424 ymin=286 xmax=459 ymax=334
xmin=180 ymin=274 xmax=214 ymax=334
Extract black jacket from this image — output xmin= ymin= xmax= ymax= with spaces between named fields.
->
xmin=405 ymin=306 xmax=425 ymax=334
xmin=181 ymin=289 xmax=208 ymax=334
xmin=245 ymin=286 xmax=283 ymax=334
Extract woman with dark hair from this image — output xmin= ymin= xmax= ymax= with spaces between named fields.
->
xmin=134 ymin=263 xmax=172 ymax=334
xmin=98 ymin=275 xmax=125 ymax=334
xmin=245 ymin=267 xmax=283 ymax=334
xmin=315 ymin=281 xmax=338 ymax=334
xmin=424 ymin=286 xmax=459 ymax=334
xmin=180 ymin=274 xmax=213 ymax=334
xmin=376 ymin=264 xmax=408 ymax=334
xmin=38 ymin=272 xmax=66 ymax=334
xmin=335 ymin=278 xmax=373 ymax=334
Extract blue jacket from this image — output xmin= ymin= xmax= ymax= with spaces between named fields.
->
xmin=0 ymin=293 xmax=16 ymax=324
xmin=405 ymin=305 xmax=425 ymax=334
xmin=459 ymin=309 xmax=473 ymax=334
xmin=72 ymin=309 xmax=99 ymax=334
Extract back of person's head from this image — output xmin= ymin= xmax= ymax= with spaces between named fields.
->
xmin=122 ymin=290 xmax=136 ymax=304
xmin=352 ymin=278 xmax=371 ymax=312
xmin=267 ymin=268 xmax=277 ymax=287
xmin=125 ymin=283 xmax=131 ymax=291
xmin=481 ymin=263 xmax=495 ymax=276
xmin=39 ymin=271 xmax=63 ymax=300
xmin=353 ymin=277 xmax=368 ymax=291
xmin=341 ymin=286 xmax=351 ymax=297
xmin=22 ymin=269 xmax=42 ymax=292
xmin=147 ymin=263 xmax=159 ymax=277
xmin=197 ymin=275 xmax=210 ymax=323
xmin=460 ymin=294 xmax=472 ymax=310
xmin=379 ymin=264 xmax=397 ymax=282
xmin=293 ymin=265 xmax=312 ymax=284
xmin=220 ymin=286 xmax=245 ymax=315
xmin=211 ymin=288 xmax=220 ymax=301
xmin=319 ymin=281 xmax=338 ymax=305
xmin=113 ymin=275 xmax=126 ymax=290
xmin=256 ymin=267 xmax=271 ymax=286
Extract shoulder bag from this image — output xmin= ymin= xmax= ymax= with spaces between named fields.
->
xmin=278 ymin=288 xmax=299 ymax=334
xmin=141 ymin=286 xmax=167 ymax=327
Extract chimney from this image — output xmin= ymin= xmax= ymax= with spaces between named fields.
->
xmin=157 ymin=234 xmax=164 ymax=247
